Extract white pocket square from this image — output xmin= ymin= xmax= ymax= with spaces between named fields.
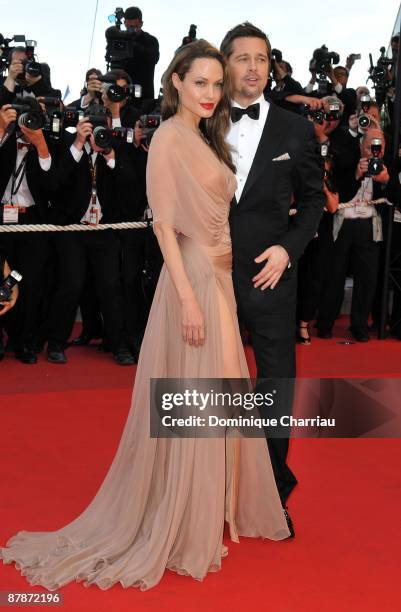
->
xmin=272 ymin=153 xmax=291 ymax=161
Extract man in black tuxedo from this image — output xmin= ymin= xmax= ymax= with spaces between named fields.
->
xmin=221 ymin=23 xmax=325 ymax=520
xmin=0 ymin=102 xmax=56 ymax=363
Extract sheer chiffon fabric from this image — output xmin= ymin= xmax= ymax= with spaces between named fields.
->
xmin=0 ymin=116 xmax=289 ymax=592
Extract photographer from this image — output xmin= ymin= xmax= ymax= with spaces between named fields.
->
xmin=0 ymin=47 xmax=58 ymax=104
xmin=317 ymin=127 xmax=389 ymax=341
xmin=109 ymin=6 xmax=159 ymax=100
xmin=45 ymin=107 xmax=140 ymax=365
xmin=267 ymin=59 xmax=310 ymax=113
xmin=0 ymin=100 xmax=55 ymax=363
xmin=296 ymin=97 xmax=343 ymax=343
xmin=305 ymin=50 xmax=357 ymax=122
xmin=70 ymin=68 xmax=103 ymax=110
xmin=100 ymin=68 xmax=162 ymax=358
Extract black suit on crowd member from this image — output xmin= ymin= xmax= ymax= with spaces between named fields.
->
xmin=120 ymin=30 xmax=160 ymax=100
xmin=45 ymin=131 xmax=139 ymax=354
xmin=0 ymin=132 xmax=56 ymax=350
xmin=230 ymin=102 xmax=325 ymax=504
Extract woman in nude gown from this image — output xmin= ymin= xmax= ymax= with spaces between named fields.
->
xmin=0 ymin=40 xmax=290 ymax=592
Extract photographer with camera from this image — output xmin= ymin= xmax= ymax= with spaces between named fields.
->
xmin=99 ymin=68 xmax=162 ymax=359
xmin=267 ymin=56 xmax=309 ymax=113
xmin=44 ymin=101 xmax=141 ymax=365
xmin=305 ymin=46 xmax=357 ymax=123
xmin=295 ymin=96 xmax=343 ymax=342
xmin=0 ymin=99 xmax=56 ymax=363
xmin=106 ymin=6 xmax=159 ymax=101
xmin=0 ymin=46 xmax=58 ymax=105
xmin=317 ymin=127 xmax=389 ymax=342
xmin=69 ymin=68 xmax=103 ymax=110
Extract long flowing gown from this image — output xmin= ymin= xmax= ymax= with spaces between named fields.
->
xmin=0 ymin=115 xmax=290 ymax=592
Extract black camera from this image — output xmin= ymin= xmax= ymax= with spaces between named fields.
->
xmin=303 ymin=102 xmax=341 ymax=124
xmin=0 ymin=270 xmax=23 ymax=310
xmin=311 ymin=45 xmax=340 ymax=75
xmin=139 ymin=114 xmax=161 ymax=147
xmin=10 ymin=97 xmax=45 ymax=131
xmin=271 ymin=48 xmax=283 ymax=64
xmin=101 ymin=81 xmax=132 ymax=102
xmin=63 ymin=104 xmax=109 ymax=130
xmin=20 ymin=58 xmax=42 ymax=79
xmin=0 ymin=33 xmax=37 ymax=75
xmin=368 ymin=47 xmax=393 ymax=107
xmin=41 ymin=97 xmax=62 ymax=140
xmin=93 ymin=126 xmax=134 ymax=150
xmin=367 ymin=138 xmax=384 ymax=176
xmin=358 ymin=114 xmax=371 ymax=129
xmin=182 ymin=24 xmax=197 ymax=46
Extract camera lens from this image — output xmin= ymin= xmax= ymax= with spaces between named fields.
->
xmin=25 ymin=61 xmax=42 ymax=77
xmin=18 ymin=111 xmax=44 ymax=131
xmin=105 ymin=83 xmax=125 ymax=102
xmin=93 ymin=126 xmax=113 ymax=149
xmin=358 ymin=114 xmax=370 ymax=129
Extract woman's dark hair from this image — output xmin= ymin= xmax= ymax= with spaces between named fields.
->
xmin=85 ymin=68 xmax=102 ymax=82
xmin=161 ymin=39 xmax=235 ymax=172
xmin=220 ymin=22 xmax=271 ymax=59
xmin=102 ymin=69 xmax=132 ymax=84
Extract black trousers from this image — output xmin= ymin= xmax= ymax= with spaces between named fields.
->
xmin=297 ymin=214 xmax=334 ymax=323
xmin=117 ymin=227 xmax=163 ymax=346
xmin=46 ymin=230 xmax=126 ymax=353
xmin=0 ymin=207 xmax=49 ymax=350
xmin=372 ymin=220 xmax=401 ymax=334
xmin=317 ymin=218 xmax=379 ymax=333
xmin=234 ymin=268 xmax=298 ymax=505
xmin=389 ymin=223 xmax=401 ymax=333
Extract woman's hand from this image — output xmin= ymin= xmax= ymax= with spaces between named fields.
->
xmin=181 ymin=295 xmax=205 ymax=347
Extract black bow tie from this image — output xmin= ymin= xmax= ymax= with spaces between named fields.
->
xmin=231 ymin=103 xmax=260 ymax=123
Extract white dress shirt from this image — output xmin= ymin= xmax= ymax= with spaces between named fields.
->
xmin=343 ymin=177 xmax=374 ymax=219
xmin=226 ymin=93 xmax=270 ymax=202
xmin=1 ymin=139 xmax=51 ymax=208
xmin=70 ymin=142 xmax=115 ymax=224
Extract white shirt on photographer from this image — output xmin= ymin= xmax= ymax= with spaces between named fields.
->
xmin=1 ymin=139 xmax=51 ymax=208
xmin=70 ymin=142 xmax=115 ymax=223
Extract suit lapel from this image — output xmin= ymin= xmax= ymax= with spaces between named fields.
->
xmin=237 ymin=103 xmax=286 ymax=205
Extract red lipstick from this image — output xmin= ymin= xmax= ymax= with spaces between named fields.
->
xmin=200 ymin=103 xmax=215 ymax=110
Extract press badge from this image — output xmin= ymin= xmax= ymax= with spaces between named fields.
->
xmin=89 ymin=206 xmax=99 ymax=226
xmin=3 ymin=205 xmax=18 ymax=224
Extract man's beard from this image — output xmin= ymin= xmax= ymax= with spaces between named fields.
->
xmin=239 ymin=83 xmax=263 ymax=100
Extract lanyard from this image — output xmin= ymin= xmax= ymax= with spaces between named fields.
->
xmin=10 ymin=150 xmax=30 ymax=205
xmin=87 ymin=151 xmax=98 ymax=191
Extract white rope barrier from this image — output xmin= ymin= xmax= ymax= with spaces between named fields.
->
xmin=0 ymin=199 xmax=391 ymax=231
xmin=0 ymin=220 xmax=151 ymax=232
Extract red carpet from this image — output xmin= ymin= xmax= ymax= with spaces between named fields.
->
xmin=1 ymin=317 xmax=400 ymax=611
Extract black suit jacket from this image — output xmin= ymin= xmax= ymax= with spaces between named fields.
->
xmin=0 ymin=132 xmax=56 ymax=222
xmin=48 ymin=131 xmax=143 ymax=224
xmin=229 ymin=103 xmax=325 ymax=327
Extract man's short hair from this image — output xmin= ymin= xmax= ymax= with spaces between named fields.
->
xmin=124 ymin=6 xmax=142 ymax=20
xmin=85 ymin=67 xmax=102 ymax=82
xmin=220 ymin=22 xmax=271 ymax=59
xmin=334 ymin=65 xmax=349 ymax=75
xmin=11 ymin=46 xmax=27 ymax=59
xmin=103 ymin=68 xmax=132 ymax=85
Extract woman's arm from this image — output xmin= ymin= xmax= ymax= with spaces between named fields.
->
xmin=153 ymin=221 xmax=204 ymax=347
